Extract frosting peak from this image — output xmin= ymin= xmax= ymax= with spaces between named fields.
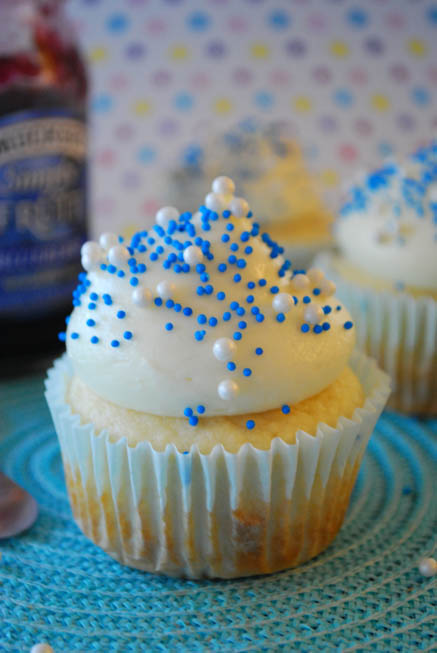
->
xmin=67 ymin=177 xmax=355 ymax=418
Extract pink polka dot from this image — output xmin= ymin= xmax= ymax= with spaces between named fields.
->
xmin=269 ymin=69 xmax=291 ymax=86
xmin=339 ymin=144 xmax=358 ymax=163
xmin=307 ymin=12 xmax=327 ymax=32
xmin=354 ymin=118 xmax=373 ymax=136
xmin=115 ymin=123 xmax=135 ymax=140
xmin=385 ymin=12 xmax=405 ymax=29
xmin=348 ymin=68 xmax=368 ymax=85
xmin=158 ymin=118 xmax=180 ymax=136
xmin=312 ymin=65 xmax=331 ymax=84
xmin=110 ymin=74 xmax=128 ymax=91
xmin=228 ymin=16 xmax=247 ymax=32
xmin=190 ymin=72 xmax=210 ymax=90
xmin=232 ymin=67 xmax=253 ymax=85
xmin=141 ymin=198 xmax=160 ymax=216
xmin=428 ymin=66 xmax=437 ymax=84
xmin=96 ymin=149 xmax=115 ymax=167
xmin=151 ymin=69 xmax=172 ymax=87
xmin=146 ymin=18 xmax=166 ymax=35
xmin=389 ymin=63 xmax=410 ymax=82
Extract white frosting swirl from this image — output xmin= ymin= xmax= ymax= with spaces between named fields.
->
xmin=66 ymin=178 xmax=355 ymax=417
xmin=336 ymin=143 xmax=437 ymax=291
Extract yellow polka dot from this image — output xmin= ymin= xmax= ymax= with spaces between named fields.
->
xmin=320 ymin=169 xmax=339 ymax=187
xmin=213 ymin=98 xmax=233 ymax=114
xmin=250 ymin=43 xmax=270 ymax=59
xmin=89 ymin=46 xmax=108 ymax=63
xmin=407 ymin=39 xmax=428 ymax=57
xmin=330 ymin=40 xmax=349 ymax=58
xmin=169 ymin=44 xmax=190 ymax=61
xmin=293 ymin=96 xmax=312 ymax=113
xmin=371 ymin=94 xmax=390 ymax=112
xmin=133 ymin=100 xmax=153 ymax=116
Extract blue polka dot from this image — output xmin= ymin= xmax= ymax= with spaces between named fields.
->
xmin=333 ymin=89 xmax=354 ymax=107
xmin=346 ymin=8 xmax=369 ymax=28
xmin=106 ymin=13 xmax=130 ymax=33
xmin=411 ymin=87 xmax=431 ymax=107
xmin=426 ymin=6 xmax=437 ymax=24
xmin=378 ymin=142 xmax=394 ymax=157
xmin=138 ymin=146 xmax=157 ymax=164
xmin=187 ymin=11 xmax=211 ymax=31
xmin=182 ymin=144 xmax=204 ymax=168
xmin=254 ymin=91 xmax=275 ymax=110
xmin=92 ymin=94 xmax=113 ymax=113
xmin=268 ymin=9 xmax=291 ymax=30
xmin=173 ymin=92 xmax=194 ymax=112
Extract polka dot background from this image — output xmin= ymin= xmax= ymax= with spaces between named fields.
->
xmin=68 ymin=0 xmax=437 ymax=235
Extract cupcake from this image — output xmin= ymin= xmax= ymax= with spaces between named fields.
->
xmin=316 ymin=143 xmax=437 ymax=414
xmin=168 ymin=120 xmax=333 ymax=268
xmin=46 ymin=176 xmax=390 ymax=578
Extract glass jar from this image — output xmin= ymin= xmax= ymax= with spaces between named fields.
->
xmin=0 ymin=0 xmax=87 ymax=374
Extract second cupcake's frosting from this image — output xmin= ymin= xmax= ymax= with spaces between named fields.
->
xmin=66 ymin=178 xmax=355 ymax=418
xmin=337 ymin=143 xmax=437 ymax=292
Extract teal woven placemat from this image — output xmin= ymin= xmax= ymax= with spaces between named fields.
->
xmin=0 ymin=373 xmax=436 ymax=652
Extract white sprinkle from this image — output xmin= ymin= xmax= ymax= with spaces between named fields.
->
xmin=218 ymin=379 xmax=239 ymax=401
xmin=80 ymin=241 xmax=101 ymax=258
xmin=272 ymin=293 xmax=294 ymax=314
xmin=156 ymin=280 xmax=175 ymax=300
xmin=213 ymin=337 xmax=237 ymax=362
xmin=292 ymin=273 xmax=310 ymax=291
xmin=132 ymin=287 xmax=152 ymax=307
xmin=320 ymin=279 xmax=336 ymax=296
xmin=156 ymin=206 xmax=179 ymax=228
xmin=99 ymin=232 xmax=119 ymax=250
xmin=183 ymin=245 xmax=204 ymax=266
xmin=212 ymin=176 xmax=235 ymax=196
xmin=418 ymin=557 xmax=437 ymax=577
xmin=205 ymin=192 xmax=228 ymax=213
xmin=108 ymin=245 xmax=130 ymax=267
xmin=304 ymin=304 xmax=323 ymax=325
xmin=31 ymin=645 xmax=54 ymax=653
xmin=307 ymin=268 xmax=325 ymax=284
xmin=229 ymin=197 xmax=250 ymax=218
xmin=81 ymin=250 xmax=102 ymax=272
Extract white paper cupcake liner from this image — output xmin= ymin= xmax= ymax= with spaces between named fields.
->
xmin=45 ymin=352 xmax=390 ymax=579
xmin=316 ymin=252 xmax=437 ymax=415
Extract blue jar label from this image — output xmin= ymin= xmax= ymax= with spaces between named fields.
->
xmin=0 ymin=110 xmax=87 ymax=317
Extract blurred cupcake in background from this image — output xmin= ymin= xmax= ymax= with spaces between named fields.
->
xmin=316 ymin=142 xmax=437 ymax=414
xmin=168 ymin=120 xmax=333 ymax=268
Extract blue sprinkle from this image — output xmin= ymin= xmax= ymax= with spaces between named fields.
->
xmin=217 ymin=291 xmax=226 ymax=301
xmin=90 ymin=292 xmax=98 ymax=301
xmin=255 ymin=314 xmax=265 ymax=323
xmin=246 ymin=295 xmax=254 ymax=303
xmin=336 ymin=305 xmax=342 ymax=311
xmin=313 ymin=288 xmax=321 ymax=296
xmin=236 ymin=307 xmax=245 ymax=316
xmin=117 ymin=270 xmax=125 ymax=277
xmin=218 ymin=263 xmax=227 ymax=272
xmin=165 ymin=323 xmax=174 ymax=331
xmin=322 ymin=322 xmax=331 ymax=331
xmin=184 ymin=407 xmax=193 ymax=417
xmin=246 ymin=419 xmax=255 ymax=430
xmin=237 ymin=259 xmax=246 ymax=269
xmin=209 ymin=317 xmax=218 ymax=327
xmin=72 ymin=299 xmax=81 ymax=307
xmin=150 ymin=253 xmax=158 ymax=262
xmin=100 ymin=263 xmax=107 ymax=271
xmin=154 ymin=297 xmax=163 ymax=307
xmin=247 ymin=281 xmax=255 ymax=289
xmin=174 ymin=303 xmax=182 ymax=312
xmin=282 ymin=405 xmax=290 ymax=415
xmin=197 ymin=405 xmax=205 ymax=414
xmin=197 ymin=314 xmax=207 ymax=324
xmin=91 ymin=336 xmax=99 ymax=344
xmin=230 ymin=301 xmax=239 ymax=310
xmin=138 ymin=263 xmax=147 ymax=273
xmin=189 ymin=416 xmax=198 ymax=427
xmin=222 ymin=210 xmax=231 ymax=218
xmin=323 ymin=306 xmax=332 ymax=314
xmin=258 ymin=278 xmax=267 ymax=287
xmin=196 ymin=263 xmax=206 ymax=274
xmin=86 ymin=319 xmax=95 ymax=327
xmin=226 ymin=223 xmax=234 ymax=231
xmin=227 ymin=361 xmax=236 ymax=371
xmin=204 ymin=284 xmax=214 ymax=294
xmin=240 ymin=231 xmax=250 ymax=242
xmin=233 ymin=331 xmax=242 ymax=340
xmin=111 ymin=339 xmax=120 ymax=347
xmin=243 ymin=368 xmax=252 ymax=377
xmin=344 ymin=321 xmax=353 ymax=329
xmin=251 ymin=306 xmax=260 ymax=315
xmin=197 ymin=286 xmax=204 ymax=296
xmin=313 ymin=324 xmax=323 ymax=334
xmin=71 ymin=332 xmax=79 ymax=339
xmin=255 ymin=347 xmax=263 ymax=355
xmin=166 ymin=299 xmax=175 ymax=309
xmin=301 ymin=323 xmax=310 ymax=333
xmin=238 ymin=320 xmax=247 ymax=329
xmin=58 ymin=332 xmax=66 ymax=342
xmin=270 ymin=286 xmax=279 ymax=294
xmin=223 ymin=311 xmax=231 ymax=321
xmin=107 ymin=264 xmax=116 ymax=274
xmin=194 ymin=330 xmax=204 ymax=341
xmin=276 ymin=313 xmax=285 ymax=323
xmin=303 ymin=296 xmax=311 ymax=304
xmin=103 ymin=294 xmax=112 ymax=305
xmin=88 ymin=302 xmax=96 ymax=310
xmin=221 ymin=234 xmax=230 ymax=243
xmin=200 ymin=273 xmax=209 ymax=283
xmin=183 ymin=307 xmax=193 ymax=316
xmin=117 ymin=310 xmax=126 ymax=319
xmin=65 ymin=316 xmax=70 ymax=324
xmin=228 ymin=254 xmax=237 ymax=265
xmin=230 ymin=243 xmax=239 ymax=252
xmin=233 ymin=274 xmax=241 ymax=283
xmin=124 ymin=330 xmax=133 ymax=339
xmin=245 ymin=246 xmax=253 ymax=255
